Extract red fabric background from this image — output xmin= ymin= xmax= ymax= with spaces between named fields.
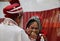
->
xmin=23 ymin=8 xmax=60 ymax=41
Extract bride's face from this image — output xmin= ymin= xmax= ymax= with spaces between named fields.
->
xmin=26 ymin=21 xmax=39 ymax=39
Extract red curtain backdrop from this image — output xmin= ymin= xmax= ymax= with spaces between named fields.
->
xmin=23 ymin=8 xmax=60 ymax=41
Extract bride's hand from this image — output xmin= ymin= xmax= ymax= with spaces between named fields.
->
xmin=30 ymin=32 xmax=37 ymax=39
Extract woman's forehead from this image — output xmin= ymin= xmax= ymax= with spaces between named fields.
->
xmin=30 ymin=22 xmax=39 ymax=27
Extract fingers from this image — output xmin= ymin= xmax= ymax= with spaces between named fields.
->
xmin=30 ymin=32 xmax=37 ymax=39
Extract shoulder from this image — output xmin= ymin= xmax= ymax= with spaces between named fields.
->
xmin=0 ymin=23 xmax=23 ymax=32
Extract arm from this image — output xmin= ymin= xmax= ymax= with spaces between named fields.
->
xmin=18 ymin=29 xmax=31 ymax=41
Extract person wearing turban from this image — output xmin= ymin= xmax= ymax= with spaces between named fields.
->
xmin=0 ymin=3 xmax=30 ymax=41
